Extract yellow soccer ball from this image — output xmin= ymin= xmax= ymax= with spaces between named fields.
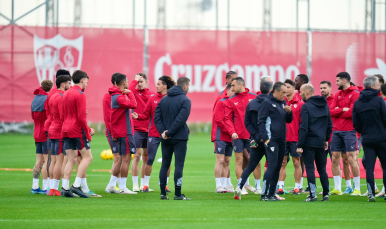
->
xmin=106 ymin=149 xmax=113 ymax=160
xmin=100 ymin=150 xmax=108 ymax=160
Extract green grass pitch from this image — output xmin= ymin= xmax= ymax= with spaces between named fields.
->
xmin=0 ymin=133 xmax=385 ymax=229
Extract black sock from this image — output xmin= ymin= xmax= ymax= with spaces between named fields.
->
xmin=160 ymin=185 xmax=166 ymax=196
xmin=175 ymin=186 xmax=181 ymax=196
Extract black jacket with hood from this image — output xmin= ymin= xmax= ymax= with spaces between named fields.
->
xmin=245 ymin=93 xmax=268 ymax=143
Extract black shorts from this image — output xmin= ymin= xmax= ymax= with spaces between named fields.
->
xmin=117 ymin=135 xmax=136 ymax=156
xmin=285 ymin=142 xmax=302 ymax=157
xmin=35 ymin=141 xmax=48 ymax=154
xmin=214 ymin=140 xmax=233 ymax=157
xmin=147 ymin=136 xmax=162 ymax=166
xmin=63 ymin=132 xmax=90 ymax=151
xmin=50 ymin=139 xmax=65 ymax=156
xmin=232 ymin=139 xmax=251 ymax=153
xmin=331 ymin=130 xmax=356 ymax=152
xmin=134 ymin=131 xmax=148 ymax=149
xmin=107 ymin=129 xmax=119 ymax=154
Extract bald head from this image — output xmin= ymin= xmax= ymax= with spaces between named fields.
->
xmin=300 ymin=84 xmax=314 ymax=101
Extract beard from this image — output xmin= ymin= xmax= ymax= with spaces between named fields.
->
xmin=338 ymin=85 xmax=344 ymax=90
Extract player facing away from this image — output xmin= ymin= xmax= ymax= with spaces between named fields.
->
xmin=129 ymin=73 xmax=155 ymax=192
xmin=48 ymin=75 xmax=71 ymax=196
xmin=213 ymin=83 xmax=235 ymax=193
xmin=105 ymin=73 xmax=138 ymax=194
xmin=31 ymin=79 xmax=53 ymax=194
xmin=224 ymin=77 xmax=257 ymax=194
xmin=61 ymin=70 xmax=94 ymax=198
xmin=154 ymin=77 xmax=192 ymax=200
xmin=132 ymin=75 xmax=176 ymax=192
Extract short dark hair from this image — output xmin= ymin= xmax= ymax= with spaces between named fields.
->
xmin=284 ymin=79 xmax=295 ymax=87
xmin=41 ymin=79 xmax=53 ymax=92
xmin=273 ymin=82 xmax=285 ymax=93
xmin=177 ymin=76 xmax=190 ymax=87
xmin=226 ymin=71 xmax=237 ymax=79
xmin=226 ymin=82 xmax=232 ymax=90
xmin=137 ymin=72 xmax=147 ymax=81
xmin=381 ymin=83 xmax=386 ymax=96
xmin=115 ymin=73 xmax=127 ymax=86
xmin=56 ymin=69 xmax=70 ymax=77
xmin=260 ymin=81 xmax=273 ymax=94
xmin=158 ymin=75 xmax=176 ymax=89
xmin=297 ymin=74 xmax=309 ymax=83
xmin=337 ymin=72 xmax=351 ymax=82
xmin=350 ymin=82 xmax=356 ymax=86
xmin=111 ymin=73 xmax=118 ymax=85
xmin=374 ymin=74 xmax=384 ymax=84
xmin=320 ymin=81 xmax=331 ymax=87
xmin=72 ymin=70 xmax=89 ymax=84
xmin=56 ymin=75 xmax=71 ymax=88
xmin=232 ymin=77 xmax=245 ymax=86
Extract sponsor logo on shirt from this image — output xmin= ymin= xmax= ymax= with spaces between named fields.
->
xmin=154 ymin=101 xmax=158 ymax=103
xmin=234 ymin=102 xmax=238 ymax=105
xmin=270 ymin=147 xmax=275 ymax=152
xmin=139 ymin=93 xmax=142 ymax=96
xmin=294 ymin=104 xmax=298 ymax=108
xmin=249 ymin=99 xmax=252 ymax=102
xmin=272 ymin=104 xmax=276 ymax=107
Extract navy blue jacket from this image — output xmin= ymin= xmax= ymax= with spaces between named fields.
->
xmin=257 ymin=93 xmax=293 ymax=143
xmin=154 ymin=85 xmax=191 ymax=140
xmin=245 ymin=93 xmax=268 ymax=142
xmin=353 ymin=89 xmax=386 ymax=144
xmin=297 ymin=96 xmax=333 ymax=149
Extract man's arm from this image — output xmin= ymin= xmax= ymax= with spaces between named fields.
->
xmin=340 ymin=91 xmax=359 ymax=119
xmin=215 ymin=100 xmax=232 ymax=135
xmin=326 ymin=109 xmax=333 ymax=141
xmin=257 ymin=102 xmax=271 ymax=142
xmin=330 ymin=94 xmax=344 ymax=117
xmin=77 ymin=94 xmax=91 ymax=141
xmin=224 ymin=100 xmax=236 ymax=136
xmin=128 ymin=75 xmax=140 ymax=92
xmin=136 ymin=98 xmax=152 ymax=120
xmin=165 ymin=99 xmax=192 ymax=138
xmin=296 ymin=106 xmax=309 ymax=149
xmin=117 ymin=92 xmax=137 ymax=109
xmin=244 ymin=104 xmax=260 ymax=142
xmin=154 ymin=100 xmax=166 ymax=136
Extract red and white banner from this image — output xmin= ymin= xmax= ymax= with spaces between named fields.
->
xmin=1 ymin=25 xmax=385 ymax=122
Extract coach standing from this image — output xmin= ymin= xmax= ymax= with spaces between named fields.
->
xmin=353 ymin=76 xmax=386 ymax=202
xmin=296 ymin=84 xmax=332 ymax=202
xmin=258 ymin=82 xmax=293 ymax=201
xmin=154 ymin=77 xmax=191 ymax=200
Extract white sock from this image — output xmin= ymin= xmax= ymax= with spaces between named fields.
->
xmin=42 ymin=179 xmax=48 ymax=190
xmin=246 ymin=177 xmax=250 ymax=186
xmin=120 ymin=177 xmax=127 ymax=190
xmin=353 ymin=176 xmax=360 ymax=191
xmin=300 ymin=177 xmax=303 ymax=188
xmin=47 ymin=178 xmax=50 ymax=189
xmin=144 ymin=176 xmax=150 ymax=186
xmin=339 ymin=176 xmax=342 ymax=190
xmin=334 ymin=176 xmax=341 ymax=191
xmin=81 ymin=178 xmax=89 ymax=193
xmin=295 ymin=183 xmax=300 ymax=189
xmin=167 ymin=177 xmax=169 ymax=185
xmin=221 ymin=177 xmax=227 ymax=188
xmin=227 ymin=177 xmax=232 ymax=187
xmin=50 ymin=179 xmax=54 ymax=190
xmin=73 ymin=177 xmax=82 ymax=188
xmin=278 ymin=181 xmax=284 ymax=189
xmin=255 ymin=179 xmax=261 ymax=189
xmin=215 ymin=178 xmax=222 ymax=188
xmin=53 ymin=179 xmax=60 ymax=190
xmin=62 ymin=179 xmax=70 ymax=190
xmin=382 ymin=186 xmax=385 ymax=192
xmin=117 ymin=177 xmax=121 ymax=188
xmin=108 ymin=175 xmax=117 ymax=187
xmin=375 ymin=182 xmax=378 ymax=190
xmin=141 ymin=178 xmax=144 ymax=187
xmin=345 ymin=179 xmax=352 ymax=188
xmin=132 ymin=176 xmax=138 ymax=186
xmin=32 ymin=178 xmax=39 ymax=189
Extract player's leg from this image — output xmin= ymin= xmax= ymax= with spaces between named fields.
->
xmin=51 ymin=140 xmax=64 ymax=197
xmin=267 ymin=142 xmax=285 ymax=200
xmin=31 ymin=142 xmax=45 ymax=194
xmin=214 ymin=141 xmax=226 ymax=193
xmin=62 ymin=137 xmax=78 ymax=197
xmin=132 ymin=131 xmax=143 ymax=191
xmin=142 ymin=137 xmax=159 ymax=192
xmin=362 ymin=143 xmax=377 ymax=201
xmin=173 ymin=140 xmax=189 ymax=200
xmin=223 ymin=143 xmax=233 ymax=192
xmin=374 ymin=142 xmax=386 ymax=200
xmin=118 ymin=135 xmax=137 ymax=194
xmin=342 ymin=152 xmax=353 ymax=194
xmin=330 ymin=131 xmax=344 ymax=195
xmin=315 ymin=147 xmax=329 ymax=201
xmin=160 ymin=140 xmax=173 ymax=199
xmin=139 ymin=134 xmax=148 ymax=190
xmin=302 ymin=145 xmax=317 ymax=201
xmin=277 ymin=155 xmax=288 ymax=195
xmin=48 ymin=139 xmax=58 ymax=196
xmin=42 ymin=149 xmax=49 ymax=193
xmin=242 ymin=140 xmax=254 ymax=192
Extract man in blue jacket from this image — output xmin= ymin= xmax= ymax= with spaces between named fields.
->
xmin=353 ymin=75 xmax=386 ymax=202
xmin=258 ymin=82 xmax=293 ymax=201
xmin=296 ymin=84 xmax=333 ymax=202
xmin=154 ymin=76 xmax=192 ymax=200
xmin=234 ymin=81 xmax=273 ymax=200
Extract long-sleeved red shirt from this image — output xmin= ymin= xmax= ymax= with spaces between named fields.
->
xmin=110 ymin=87 xmax=137 ymax=138
xmin=43 ymin=87 xmax=57 ymax=133
xmin=31 ymin=87 xmax=48 ymax=142
xmin=224 ymin=88 xmax=257 ymax=139
xmin=129 ymin=80 xmax=155 ymax=132
xmin=285 ymin=95 xmax=304 ymax=142
xmin=329 ymin=86 xmax=359 ymax=131
xmin=212 ymin=96 xmax=232 ymax=143
xmin=102 ymin=86 xmax=117 ymax=137
xmin=48 ymin=90 xmax=64 ymax=140
xmin=61 ymin=85 xmax=91 ymax=140
xmin=325 ymin=94 xmax=335 ymax=143
xmin=137 ymin=92 xmax=166 ymax=138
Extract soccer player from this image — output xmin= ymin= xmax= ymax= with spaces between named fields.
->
xmin=258 ymin=82 xmax=293 ymax=201
xmin=352 ymin=75 xmax=386 ymax=202
xmin=47 ymin=75 xmax=71 ymax=196
xmin=320 ymin=81 xmax=335 ymax=160
xmin=297 ymin=84 xmax=332 ymax=202
xmin=129 ymin=73 xmax=155 ymax=192
xmin=154 ymin=77 xmax=192 ymax=200
xmin=224 ymin=77 xmax=257 ymax=194
xmin=234 ymin=81 xmax=273 ymax=200
xmin=277 ymin=79 xmax=304 ymax=195
xmin=329 ymin=72 xmax=361 ymax=196
xmin=213 ymin=83 xmax=235 ymax=193
xmin=31 ymin=79 xmax=53 ymax=194
xmin=61 ymin=70 xmax=93 ymax=198
xmin=105 ymin=73 xmax=138 ymax=194
xmin=132 ymin=75 xmax=176 ymax=192
xmin=214 ymin=71 xmax=238 ymax=104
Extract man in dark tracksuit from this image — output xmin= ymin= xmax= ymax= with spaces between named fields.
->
xmin=258 ymin=82 xmax=293 ymax=201
xmin=296 ymin=84 xmax=332 ymax=202
xmin=234 ymin=81 xmax=273 ymax=200
xmin=352 ymin=76 xmax=386 ymax=202
xmin=154 ymin=77 xmax=191 ymax=200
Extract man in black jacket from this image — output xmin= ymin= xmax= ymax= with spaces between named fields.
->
xmin=296 ymin=84 xmax=333 ymax=202
xmin=234 ymin=81 xmax=273 ymax=200
xmin=258 ymin=82 xmax=293 ymax=201
xmin=154 ymin=77 xmax=191 ymax=200
xmin=353 ymin=75 xmax=386 ymax=202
